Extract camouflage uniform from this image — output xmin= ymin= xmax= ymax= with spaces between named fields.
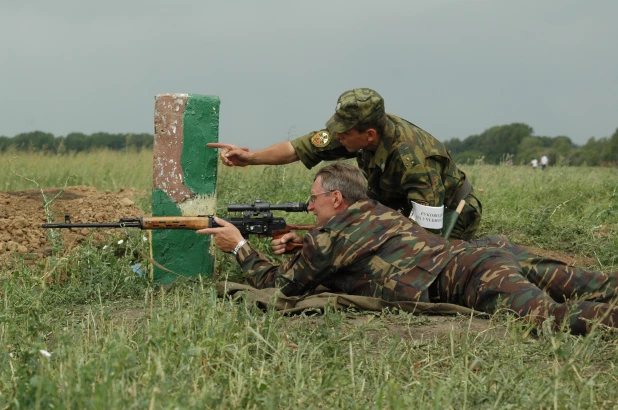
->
xmin=468 ymin=235 xmax=618 ymax=303
xmin=235 ymin=200 xmax=618 ymax=335
xmin=290 ymin=89 xmax=482 ymax=240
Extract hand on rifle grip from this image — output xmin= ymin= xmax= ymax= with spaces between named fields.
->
xmin=271 ymin=231 xmax=304 ymax=255
xmin=283 ymin=241 xmax=304 ymax=252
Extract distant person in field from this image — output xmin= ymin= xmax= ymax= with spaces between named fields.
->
xmin=531 ymin=158 xmax=538 ymax=169
xmin=199 ymin=163 xmax=618 ymax=336
xmin=541 ymin=154 xmax=549 ymax=170
xmin=207 ymin=88 xmax=481 ymax=241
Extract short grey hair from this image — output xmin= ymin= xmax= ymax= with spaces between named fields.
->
xmin=314 ymin=162 xmax=368 ymax=205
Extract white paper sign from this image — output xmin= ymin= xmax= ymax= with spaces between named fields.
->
xmin=409 ymin=202 xmax=444 ymax=229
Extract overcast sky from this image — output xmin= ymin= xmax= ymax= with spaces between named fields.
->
xmin=1 ymin=0 xmax=617 ymax=148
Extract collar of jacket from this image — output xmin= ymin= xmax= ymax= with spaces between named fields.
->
xmin=320 ymin=199 xmax=375 ymax=233
xmin=367 ymin=115 xmax=396 ymax=170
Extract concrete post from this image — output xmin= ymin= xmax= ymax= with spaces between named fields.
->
xmin=151 ymin=93 xmax=219 ymax=283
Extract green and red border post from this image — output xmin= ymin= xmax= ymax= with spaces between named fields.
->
xmin=151 ymin=93 xmax=220 ymax=283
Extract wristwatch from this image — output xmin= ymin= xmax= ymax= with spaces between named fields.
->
xmin=231 ymin=239 xmax=248 ymax=256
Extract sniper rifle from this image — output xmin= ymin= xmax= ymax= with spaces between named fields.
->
xmin=42 ymin=199 xmax=314 ymax=252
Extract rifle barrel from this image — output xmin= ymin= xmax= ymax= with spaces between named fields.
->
xmin=42 ymin=222 xmax=138 ymax=228
xmin=42 ymin=217 xmax=143 ymax=229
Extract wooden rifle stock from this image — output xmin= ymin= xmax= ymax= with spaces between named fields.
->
xmin=141 ymin=216 xmax=211 ymax=230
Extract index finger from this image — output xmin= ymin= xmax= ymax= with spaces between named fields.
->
xmin=212 ymin=216 xmax=233 ymax=227
xmin=196 ymin=227 xmax=226 ymax=235
xmin=206 ymin=143 xmax=236 ymax=149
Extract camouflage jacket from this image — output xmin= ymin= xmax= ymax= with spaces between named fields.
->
xmin=235 ymin=199 xmax=468 ymax=302
xmin=290 ymin=114 xmax=474 ymax=217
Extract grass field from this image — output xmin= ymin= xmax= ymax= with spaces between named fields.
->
xmin=2 ymin=150 xmax=618 ymax=408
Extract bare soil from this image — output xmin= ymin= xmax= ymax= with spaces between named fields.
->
xmin=350 ymin=314 xmax=505 ymax=342
xmin=0 ymin=186 xmax=144 ymax=269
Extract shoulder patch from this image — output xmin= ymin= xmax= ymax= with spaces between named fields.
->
xmin=311 ymin=131 xmax=331 ymax=148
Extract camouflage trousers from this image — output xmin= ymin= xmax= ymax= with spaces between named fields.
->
xmin=448 ymin=192 xmax=482 ymax=241
xmin=468 ymin=235 xmax=618 ymax=303
xmin=430 ymin=246 xmax=618 ymax=335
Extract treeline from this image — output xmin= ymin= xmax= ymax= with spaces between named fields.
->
xmin=4 ymin=125 xmax=618 ymax=166
xmin=0 ymin=131 xmax=153 ymax=153
xmin=444 ymin=123 xmax=618 ymax=166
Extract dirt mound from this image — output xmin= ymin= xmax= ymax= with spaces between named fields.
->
xmin=0 ymin=186 xmax=145 ymax=268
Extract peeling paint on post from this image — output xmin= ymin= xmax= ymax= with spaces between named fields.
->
xmin=151 ymin=93 xmax=219 ymax=283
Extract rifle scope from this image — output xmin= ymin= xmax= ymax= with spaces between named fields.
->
xmin=227 ymin=199 xmax=308 ymax=213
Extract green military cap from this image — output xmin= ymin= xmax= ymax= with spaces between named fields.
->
xmin=325 ymin=88 xmax=385 ymax=135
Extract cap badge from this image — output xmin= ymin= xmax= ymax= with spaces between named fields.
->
xmin=311 ymin=131 xmax=331 ymax=148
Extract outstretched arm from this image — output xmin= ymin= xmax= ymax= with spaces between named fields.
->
xmin=207 ymin=141 xmax=299 ymax=167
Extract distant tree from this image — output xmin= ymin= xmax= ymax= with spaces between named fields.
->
xmin=12 ymin=131 xmax=57 ymax=152
xmin=0 ymin=136 xmax=11 ymax=152
xmin=126 ymin=133 xmax=137 ymax=150
xmin=452 ymin=150 xmax=485 ymax=166
xmin=515 ymin=136 xmax=543 ymax=165
xmin=444 ymin=138 xmax=463 ymax=155
xmin=0 ymin=131 xmax=155 ymax=154
xmin=576 ymin=137 xmax=603 ymax=166
xmin=65 ymin=132 xmax=90 ymax=152
xmin=90 ymin=132 xmax=125 ymax=150
xmin=137 ymin=133 xmax=154 ymax=149
xmin=126 ymin=133 xmax=154 ymax=151
xmin=603 ymin=128 xmax=618 ymax=164
xmin=446 ymin=123 xmax=533 ymax=164
xmin=551 ymin=136 xmax=574 ymax=166
xmin=56 ymin=137 xmax=67 ymax=154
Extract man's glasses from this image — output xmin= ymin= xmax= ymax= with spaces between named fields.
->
xmin=308 ymin=190 xmax=332 ymax=203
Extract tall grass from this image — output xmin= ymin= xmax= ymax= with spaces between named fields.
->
xmin=2 ymin=151 xmax=618 ymax=408
xmin=1 ymin=149 xmax=153 ymax=192
xmin=469 ymin=164 xmax=618 ymax=264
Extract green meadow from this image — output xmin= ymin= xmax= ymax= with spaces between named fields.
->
xmin=2 ymin=150 xmax=618 ymax=408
